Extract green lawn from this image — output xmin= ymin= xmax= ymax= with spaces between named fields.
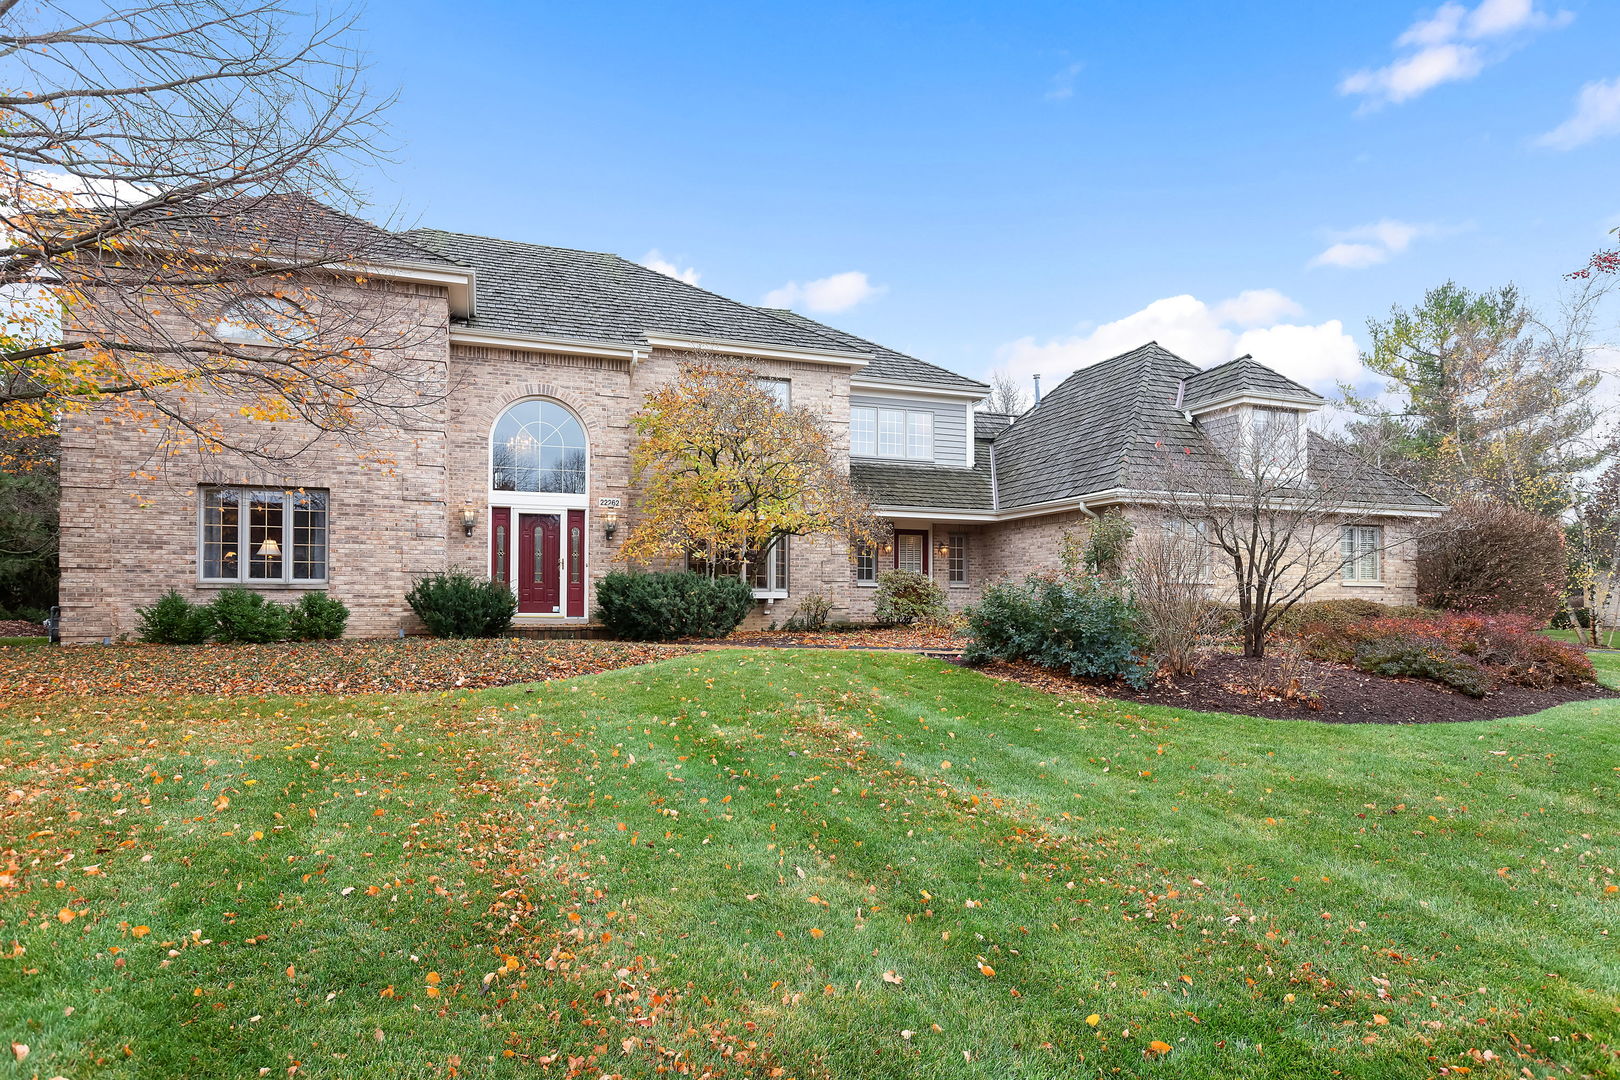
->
xmin=1546 ymin=627 xmax=1620 ymax=649
xmin=2 ymin=650 xmax=1617 ymax=1079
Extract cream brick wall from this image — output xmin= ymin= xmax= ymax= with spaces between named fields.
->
xmin=58 ymin=278 xmax=454 ymax=643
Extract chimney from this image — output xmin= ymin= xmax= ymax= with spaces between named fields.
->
xmin=1032 ymin=374 xmax=1042 ymax=404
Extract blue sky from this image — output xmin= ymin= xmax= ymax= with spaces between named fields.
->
xmin=359 ymin=0 xmax=1620 ymax=395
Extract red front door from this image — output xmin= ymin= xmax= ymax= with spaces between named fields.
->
xmin=566 ymin=509 xmax=585 ymax=618
xmin=518 ymin=513 xmax=561 ymax=613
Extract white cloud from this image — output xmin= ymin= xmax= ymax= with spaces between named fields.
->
xmin=762 ymin=271 xmax=884 ymax=314
xmin=639 ymin=249 xmax=701 ymax=286
xmin=1536 ymin=76 xmax=1620 ymax=150
xmin=1309 ymin=219 xmax=1433 ymax=269
xmin=992 ymin=291 xmax=1363 ymax=396
xmin=1341 ymin=0 xmax=1571 ymax=107
xmin=1045 ymin=61 xmax=1084 ymax=101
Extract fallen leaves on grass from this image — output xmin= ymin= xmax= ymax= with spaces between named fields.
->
xmin=0 ymin=639 xmax=692 ymax=699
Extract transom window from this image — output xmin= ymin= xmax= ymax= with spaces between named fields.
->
xmin=492 ymin=399 xmax=588 ymax=494
xmin=200 ymin=486 xmax=327 ymax=583
xmin=852 ymin=406 xmax=933 ymax=460
xmin=1341 ymin=525 xmax=1382 ymax=582
xmin=215 ymin=295 xmax=313 ymax=346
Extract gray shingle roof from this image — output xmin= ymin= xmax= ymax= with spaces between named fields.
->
xmin=402 ymin=229 xmax=866 ymax=354
xmin=972 ymin=411 xmax=1018 ymax=439
xmin=988 ymin=342 xmax=1441 ymax=513
xmin=852 ymin=435 xmax=996 ymax=511
xmin=759 ymin=309 xmax=988 ymax=392
xmin=1182 ymin=355 xmax=1322 ymax=411
xmin=992 ymin=343 xmax=1200 ymax=508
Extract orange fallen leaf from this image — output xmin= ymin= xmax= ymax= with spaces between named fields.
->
xmin=1147 ymin=1040 xmax=1173 ymax=1055
xmin=424 ymin=971 xmax=441 ymax=985
xmin=976 ymin=960 xmax=995 ymax=978
xmin=1086 ymin=1014 xmax=1101 ymax=1027
xmin=130 ymin=925 xmax=150 ymax=938
xmin=808 ymin=928 xmax=824 ymax=939
xmin=57 ymin=908 xmax=75 ymax=923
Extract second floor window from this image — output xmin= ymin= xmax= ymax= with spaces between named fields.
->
xmin=852 ymin=406 xmax=933 ymax=460
xmin=758 ymin=378 xmax=791 ymax=408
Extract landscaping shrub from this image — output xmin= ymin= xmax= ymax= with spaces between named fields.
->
xmin=287 ymin=591 xmax=349 ymax=640
xmin=873 ymin=569 xmax=947 ymax=626
xmin=1352 ymin=636 xmax=1492 ymax=697
xmin=1128 ymin=521 xmax=1222 ymax=676
xmin=1296 ymin=609 xmax=1594 ymax=693
xmin=783 ymin=591 xmax=833 ymax=631
xmin=594 ymin=571 xmax=754 ymax=641
xmin=1416 ymin=499 xmax=1566 ymax=620
xmin=963 ymin=574 xmax=1151 ymax=687
xmin=135 ymin=589 xmax=214 ymax=644
xmin=207 ymin=587 xmax=292 ymax=644
xmin=406 ymin=570 xmax=517 ymax=638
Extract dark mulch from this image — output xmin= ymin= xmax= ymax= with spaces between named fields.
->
xmin=0 ymin=619 xmax=45 ymax=637
xmin=966 ymin=652 xmax=1619 ymax=723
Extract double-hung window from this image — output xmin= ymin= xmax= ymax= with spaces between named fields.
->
xmin=855 ymin=542 xmax=877 ymax=584
xmin=200 ymin=486 xmax=328 ymax=583
xmin=1340 ymin=525 xmax=1382 ymax=582
xmin=851 ymin=406 xmax=934 ymax=461
xmin=947 ymin=532 xmax=968 ymax=585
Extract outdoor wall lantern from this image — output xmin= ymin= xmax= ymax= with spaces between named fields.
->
xmin=879 ymin=540 xmax=894 ymax=555
xmin=935 ymin=539 xmax=950 ymax=558
xmin=460 ymin=505 xmax=478 ymax=536
xmin=603 ymin=509 xmax=619 ymax=540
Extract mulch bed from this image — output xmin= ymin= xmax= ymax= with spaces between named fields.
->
xmin=685 ymin=625 xmax=968 ymax=651
xmin=0 ymin=619 xmax=45 ymax=637
xmin=965 ymin=652 xmax=1619 ymax=723
xmin=0 ymin=638 xmax=693 ymax=699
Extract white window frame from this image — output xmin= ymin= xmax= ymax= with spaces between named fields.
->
xmin=947 ymin=532 xmax=968 ymax=586
xmin=750 ymin=537 xmax=790 ymax=599
xmin=1341 ymin=525 xmax=1382 ymax=583
xmin=198 ymin=485 xmax=328 ymax=585
xmin=854 ymin=542 xmax=877 ymax=586
xmin=1165 ymin=517 xmax=1212 ymax=584
xmin=758 ymin=377 xmax=791 ymax=409
xmin=851 ymin=406 xmax=936 ymax=462
xmin=214 ymin=295 xmax=314 ymax=347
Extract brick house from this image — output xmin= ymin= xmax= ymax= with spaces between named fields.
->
xmin=56 ymin=210 xmax=1442 ymax=643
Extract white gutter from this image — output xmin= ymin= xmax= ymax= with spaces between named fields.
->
xmin=448 ymin=326 xmax=641 ymax=360
xmin=643 ymin=332 xmax=872 ymax=367
xmin=850 ymin=376 xmax=988 ymax=400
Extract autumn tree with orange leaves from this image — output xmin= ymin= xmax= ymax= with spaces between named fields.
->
xmin=0 ymin=0 xmax=437 ymax=473
xmin=621 ymin=359 xmax=885 ymax=580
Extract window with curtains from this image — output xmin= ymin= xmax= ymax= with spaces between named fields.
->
xmin=1341 ymin=525 xmax=1382 ymax=581
xmin=947 ymin=533 xmax=968 ymax=584
xmin=851 ymin=406 xmax=934 ymax=460
xmin=200 ymin=486 xmax=328 ymax=583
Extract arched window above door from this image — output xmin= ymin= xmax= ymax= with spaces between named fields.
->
xmin=491 ymin=399 xmax=587 ymax=494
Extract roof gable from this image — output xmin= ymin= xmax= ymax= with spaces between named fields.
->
xmin=1181 ymin=355 xmax=1322 ymax=412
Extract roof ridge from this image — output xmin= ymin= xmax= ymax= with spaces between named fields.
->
xmin=402 ymin=227 xmax=618 ymax=259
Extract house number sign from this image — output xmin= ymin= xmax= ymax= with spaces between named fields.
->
xmin=597 ymin=497 xmax=621 ymax=508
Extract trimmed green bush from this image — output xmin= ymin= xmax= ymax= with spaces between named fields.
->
xmin=406 ymin=570 xmax=516 ymax=638
xmin=873 ymin=569 xmax=947 ymax=626
xmin=288 ymin=591 xmax=349 ymax=640
xmin=207 ymin=587 xmax=292 ymax=644
xmin=1352 ymin=636 xmax=1492 ymax=697
xmin=135 ymin=589 xmax=214 ymax=644
xmin=595 ymin=571 xmax=754 ymax=641
xmin=963 ymin=574 xmax=1151 ymax=687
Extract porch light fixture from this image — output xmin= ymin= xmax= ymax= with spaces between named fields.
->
xmin=256 ymin=537 xmax=281 ymax=558
xmin=879 ymin=540 xmax=893 ymax=555
xmin=935 ymin=539 xmax=950 ymax=557
xmin=603 ymin=509 xmax=618 ymax=540
xmin=460 ymin=505 xmax=478 ymax=536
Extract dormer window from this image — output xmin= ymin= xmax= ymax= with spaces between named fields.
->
xmin=1243 ymin=405 xmax=1307 ymax=480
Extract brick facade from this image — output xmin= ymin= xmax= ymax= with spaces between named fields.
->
xmin=56 ymin=281 xmax=1428 ymax=642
